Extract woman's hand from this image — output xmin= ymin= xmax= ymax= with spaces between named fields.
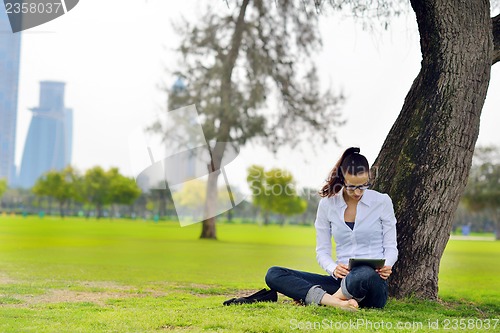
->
xmin=376 ymin=266 xmax=392 ymax=280
xmin=333 ymin=264 xmax=350 ymax=278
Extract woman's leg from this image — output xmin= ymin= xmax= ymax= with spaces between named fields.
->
xmin=341 ymin=265 xmax=388 ymax=308
xmin=265 ymin=266 xmax=357 ymax=308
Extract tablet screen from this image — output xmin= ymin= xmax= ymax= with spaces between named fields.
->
xmin=348 ymin=258 xmax=385 ymax=270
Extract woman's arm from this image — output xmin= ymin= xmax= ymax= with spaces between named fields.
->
xmin=381 ymin=194 xmax=398 ymax=267
xmin=315 ymin=198 xmax=337 ymax=276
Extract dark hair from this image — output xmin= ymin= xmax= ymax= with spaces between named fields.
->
xmin=319 ymin=147 xmax=369 ymax=198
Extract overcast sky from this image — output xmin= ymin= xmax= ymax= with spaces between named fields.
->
xmin=14 ymin=0 xmax=500 ymax=194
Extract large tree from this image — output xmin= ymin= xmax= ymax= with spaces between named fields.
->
xmin=154 ymin=0 xmax=344 ymax=239
xmin=366 ymin=0 xmax=500 ymax=299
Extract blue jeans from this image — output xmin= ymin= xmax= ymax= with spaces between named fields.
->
xmin=265 ymin=265 xmax=388 ymax=308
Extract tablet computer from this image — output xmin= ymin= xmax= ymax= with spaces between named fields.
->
xmin=348 ymin=258 xmax=385 ymax=270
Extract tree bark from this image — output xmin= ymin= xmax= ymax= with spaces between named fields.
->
xmin=372 ymin=0 xmax=492 ymax=299
xmin=200 ymin=153 xmax=222 ymax=239
xmin=200 ymin=0 xmax=250 ymax=239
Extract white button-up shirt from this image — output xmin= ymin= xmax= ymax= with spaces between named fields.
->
xmin=315 ymin=188 xmax=398 ymax=276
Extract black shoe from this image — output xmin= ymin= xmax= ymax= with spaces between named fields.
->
xmin=223 ymin=288 xmax=277 ymax=305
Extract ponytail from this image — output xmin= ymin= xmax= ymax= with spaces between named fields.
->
xmin=319 ymin=147 xmax=368 ymax=198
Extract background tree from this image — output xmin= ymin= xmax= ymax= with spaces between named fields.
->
xmin=153 ymin=0 xmax=344 ymax=239
xmin=80 ymin=167 xmax=141 ymax=219
xmin=247 ymin=165 xmax=270 ymax=224
xmin=461 ymin=146 xmax=500 ymax=240
xmin=264 ymin=168 xmax=307 ymax=225
xmin=32 ymin=166 xmax=78 ymax=217
xmin=108 ymin=168 xmax=142 ymax=218
xmin=247 ymin=165 xmax=306 ymax=225
xmin=0 ymin=187 xmax=35 ymax=214
xmin=80 ymin=166 xmax=112 ymax=219
xmin=358 ymin=0 xmax=500 ymax=299
xmin=32 ymin=174 xmax=52 ymax=215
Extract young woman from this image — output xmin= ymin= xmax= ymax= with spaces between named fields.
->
xmin=265 ymin=147 xmax=398 ymax=310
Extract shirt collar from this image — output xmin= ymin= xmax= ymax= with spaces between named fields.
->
xmin=336 ymin=188 xmax=373 ymax=207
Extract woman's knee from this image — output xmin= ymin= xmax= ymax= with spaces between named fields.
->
xmin=345 ymin=266 xmax=381 ymax=294
xmin=265 ymin=266 xmax=285 ymax=287
xmin=357 ymin=265 xmax=379 ymax=276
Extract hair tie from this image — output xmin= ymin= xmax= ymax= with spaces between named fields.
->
xmin=350 ymin=147 xmax=360 ymax=155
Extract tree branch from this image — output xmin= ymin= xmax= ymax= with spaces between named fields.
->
xmin=493 ymin=14 xmax=500 ymax=65
xmin=218 ymin=0 xmax=250 ymax=141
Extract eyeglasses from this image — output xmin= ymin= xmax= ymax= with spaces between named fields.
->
xmin=344 ymin=183 xmax=371 ymax=191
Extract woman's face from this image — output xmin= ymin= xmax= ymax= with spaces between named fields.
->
xmin=343 ymin=172 xmax=370 ymax=201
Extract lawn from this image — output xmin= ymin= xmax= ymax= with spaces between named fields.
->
xmin=0 ymin=216 xmax=498 ymax=332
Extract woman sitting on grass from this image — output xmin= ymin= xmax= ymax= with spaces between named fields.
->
xmin=265 ymin=147 xmax=398 ymax=310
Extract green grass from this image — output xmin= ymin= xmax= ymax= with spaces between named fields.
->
xmin=0 ymin=216 xmax=498 ymax=332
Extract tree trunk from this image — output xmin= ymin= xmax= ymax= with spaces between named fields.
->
xmin=200 ymin=150 xmax=222 ymax=239
xmin=372 ymin=0 xmax=492 ymax=299
xmin=263 ymin=210 xmax=269 ymax=225
xmin=96 ymin=204 xmax=103 ymax=219
xmin=158 ymin=190 xmax=166 ymax=217
xmin=59 ymin=201 xmax=65 ymax=218
xmin=199 ymin=0 xmax=249 ymax=239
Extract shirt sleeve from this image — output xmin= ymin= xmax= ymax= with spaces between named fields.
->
xmin=381 ymin=194 xmax=398 ymax=266
xmin=315 ymin=198 xmax=337 ymax=276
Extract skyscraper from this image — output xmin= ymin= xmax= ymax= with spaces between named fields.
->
xmin=0 ymin=10 xmax=21 ymax=184
xmin=18 ymin=81 xmax=73 ymax=188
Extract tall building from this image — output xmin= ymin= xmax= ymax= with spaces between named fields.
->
xmin=18 ymin=81 xmax=73 ymax=188
xmin=0 ymin=10 xmax=21 ymax=184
